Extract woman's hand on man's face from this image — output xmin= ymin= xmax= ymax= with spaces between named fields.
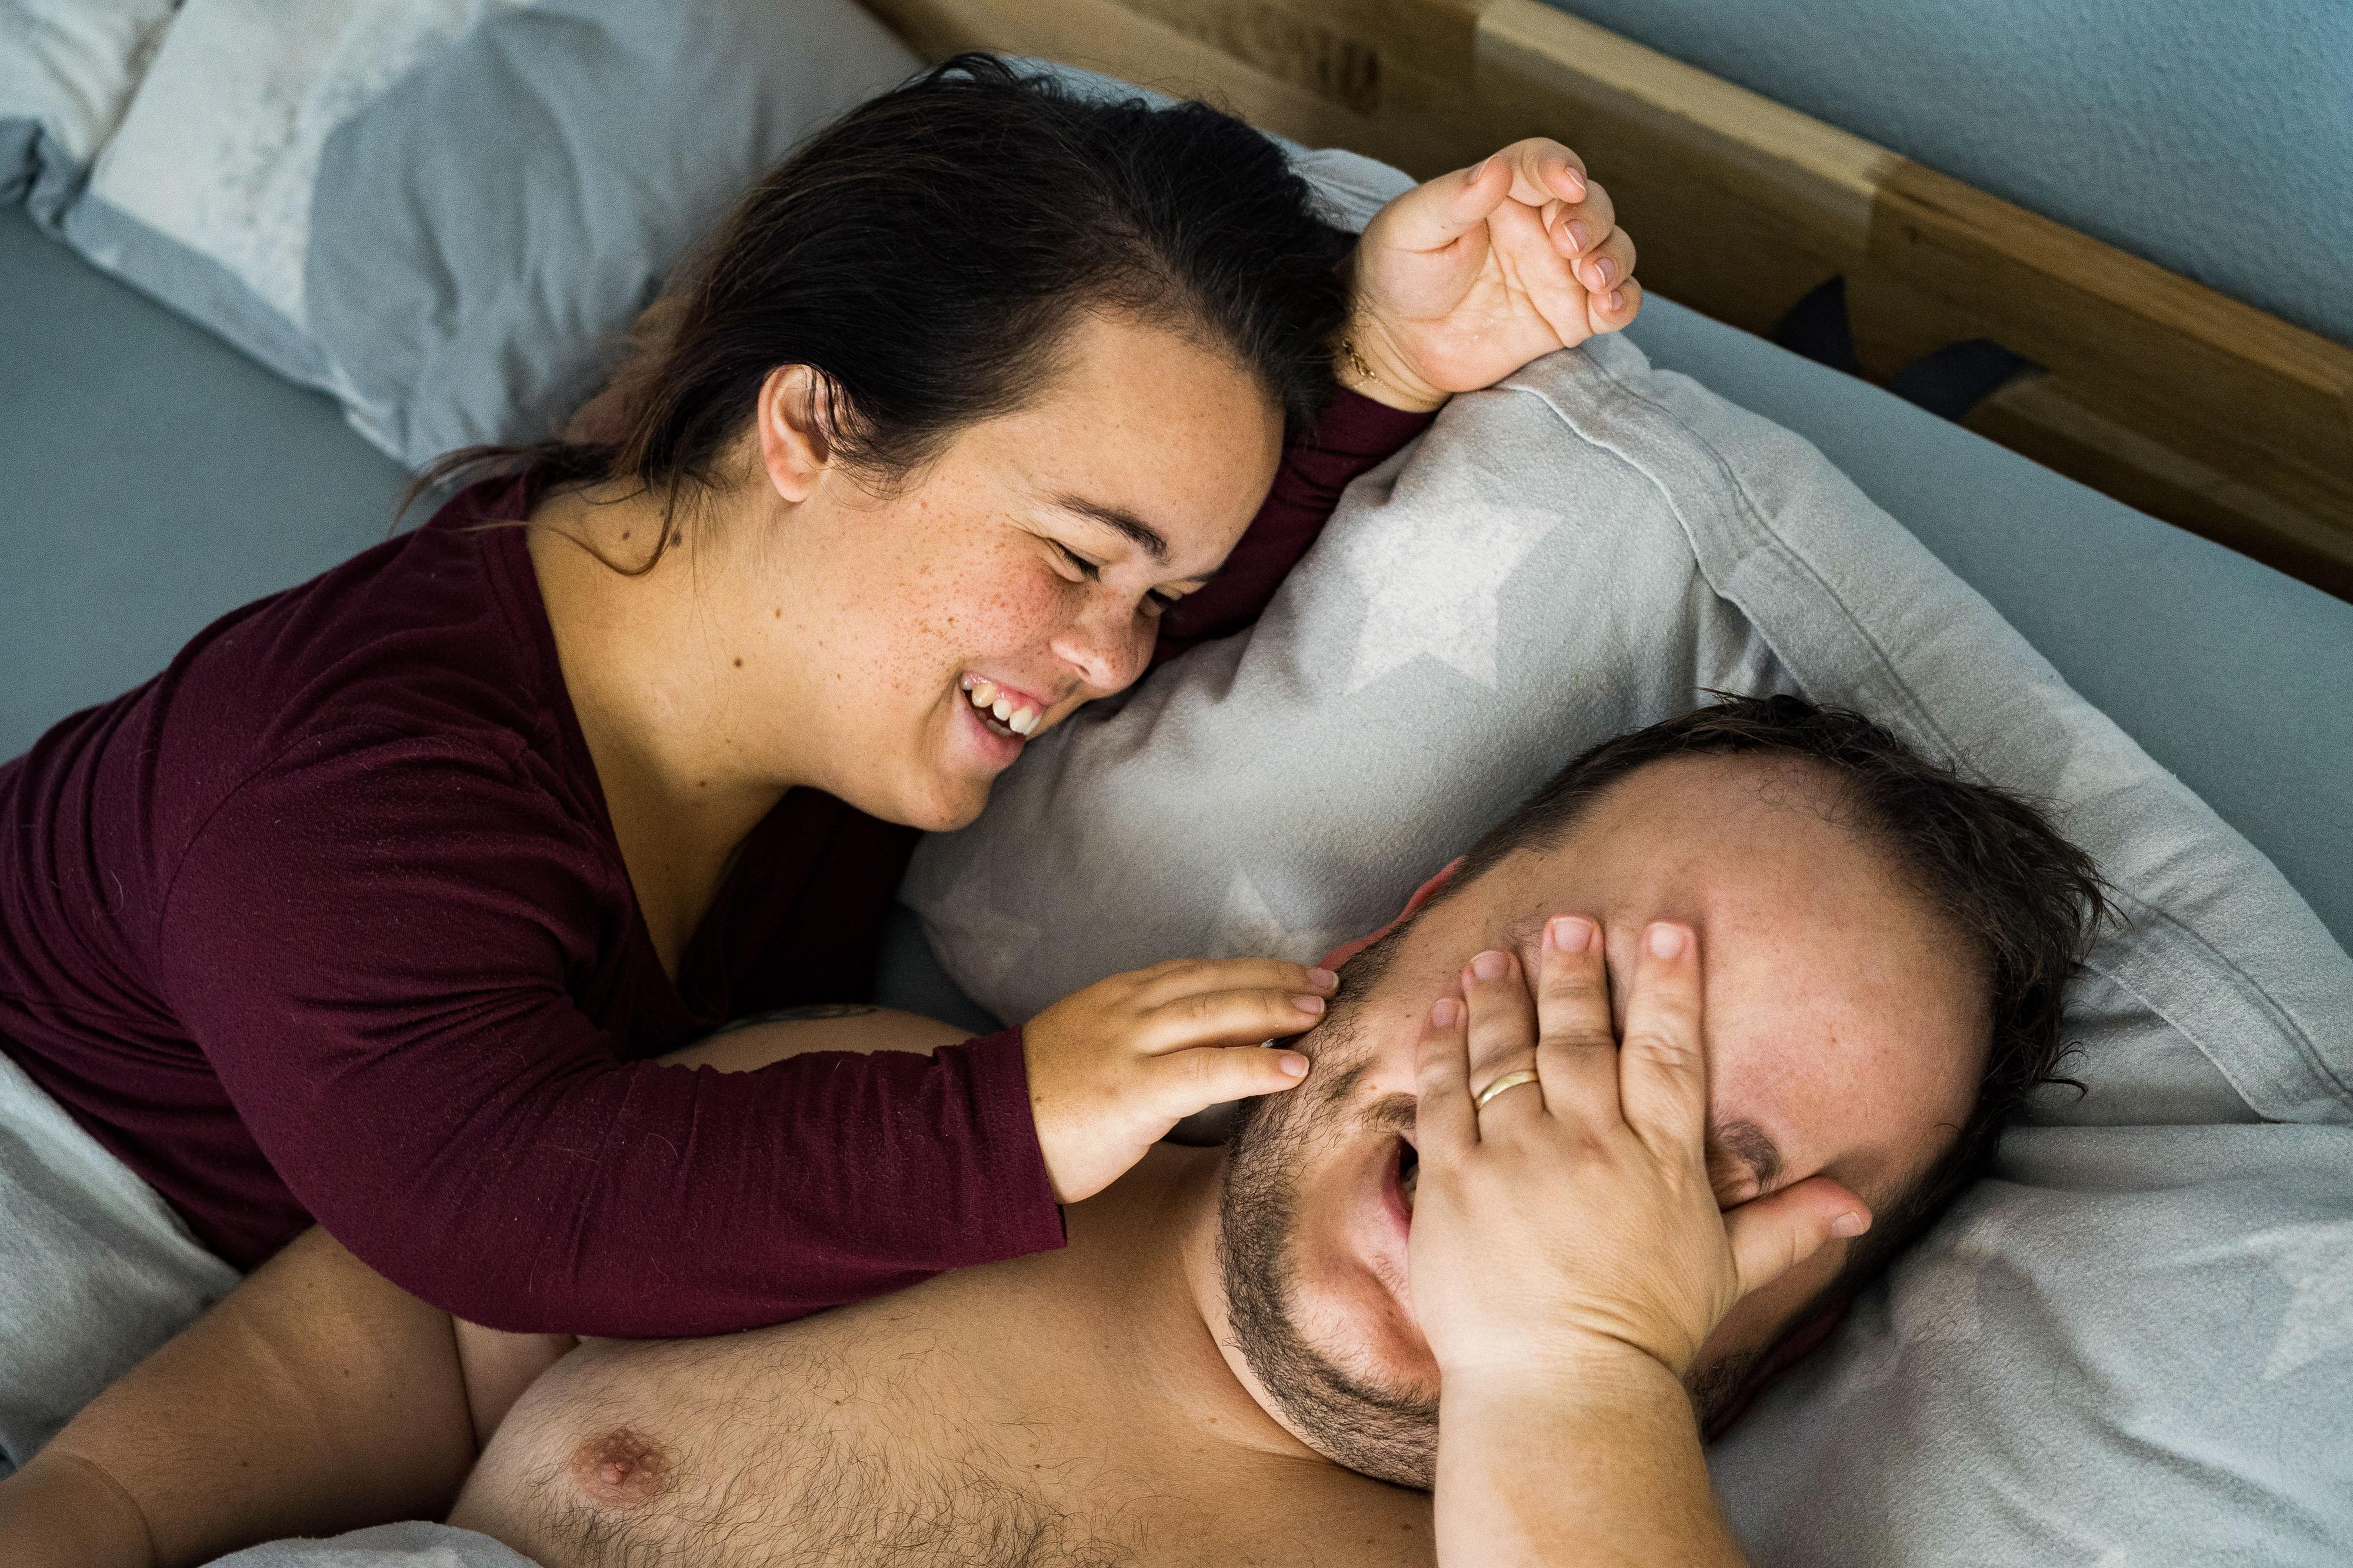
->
xmin=1403 ymin=917 xmax=1870 ymax=1394
xmin=1343 ymin=139 xmax=1643 ymax=412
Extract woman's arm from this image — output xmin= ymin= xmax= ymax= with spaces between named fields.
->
xmin=154 ymin=748 xmax=1069 ymax=1342
xmin=0 ymin=1229 xmax=494 ymax=1568
xmin=0 ymin=1010 xmax=968 ymax=1568
xmin=1156 ymin=137 xmax=1641 ymax=662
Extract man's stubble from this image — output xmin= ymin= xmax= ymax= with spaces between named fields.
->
xmin=1215 ymin=929 xmax=1442 ymax=1489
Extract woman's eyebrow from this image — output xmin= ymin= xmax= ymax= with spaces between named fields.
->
xmin=1051 ymin=495 xmax=1171 ymax=562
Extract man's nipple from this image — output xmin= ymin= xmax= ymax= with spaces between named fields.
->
xmin=569 ymin=1427 xmax=672 ymax=1509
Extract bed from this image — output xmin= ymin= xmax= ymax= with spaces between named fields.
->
xmin=3 ymin=2 xmax=2348 ymax=1563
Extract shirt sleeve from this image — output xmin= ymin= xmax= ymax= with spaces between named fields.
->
xmin=153 ymin=735 xmax=1064 ymax=1337
xmin=1151 ymin=388 xmax=1436 ymax=665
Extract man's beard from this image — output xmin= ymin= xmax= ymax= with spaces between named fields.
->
xmin=1214 ymin=931 xmax=1441 ymax=1489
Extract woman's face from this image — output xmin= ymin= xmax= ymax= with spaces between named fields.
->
xmin=741 ymin=312 xmax=1285 ymax=831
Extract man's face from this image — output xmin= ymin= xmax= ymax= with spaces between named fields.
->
xmin=1214 ymin=753 xmax=1991 ymax=1486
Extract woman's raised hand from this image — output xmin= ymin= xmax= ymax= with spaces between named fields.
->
xmin=1342 ymin=139 xmax=1642 ymax=412
xmin=1022 ymin=958 xmax=1333 ymax=1203
xmin=1407 ymin=917 xmax=1868 ymax=1387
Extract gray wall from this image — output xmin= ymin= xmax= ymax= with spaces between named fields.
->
xmin=1539 ymin=0 xmax=2353 ymax=348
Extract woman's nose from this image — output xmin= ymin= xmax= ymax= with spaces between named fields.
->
xmin=1050 ymin=600 xmax=1153 ymax=696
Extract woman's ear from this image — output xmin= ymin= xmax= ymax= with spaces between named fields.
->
xmin=755 ymin=364 xmax=834 ymax=504
xmin=1315 ymin=856 xmax=1465 ymax=971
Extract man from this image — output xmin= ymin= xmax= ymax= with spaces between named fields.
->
xmin=0 ymin=696 xmax=2102 ymax=1566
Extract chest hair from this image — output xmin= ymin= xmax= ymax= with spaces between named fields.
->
xmin=501 ymin=1333 xmax=1150 ymax=1568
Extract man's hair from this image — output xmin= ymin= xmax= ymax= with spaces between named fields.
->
xmin=1444 ymin=693 xmax=2108 ymax=1305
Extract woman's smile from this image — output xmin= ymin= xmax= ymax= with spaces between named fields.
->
xmin=960 ymin=671 xmax=1046 ymax=738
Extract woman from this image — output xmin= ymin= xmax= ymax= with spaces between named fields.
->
xmin=0 ymin=56 xmax=1639 ymax=1460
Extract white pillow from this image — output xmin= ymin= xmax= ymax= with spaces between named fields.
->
xmin=0 ymin=0 xmax=177 ymax=225
xmin=51 ymin=0 xmax=919 ymax=468
xmin=906 ymin=333 xmax=2353 ymax=1559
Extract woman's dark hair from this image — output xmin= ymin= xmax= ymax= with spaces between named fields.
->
xmin=1438 ymin=693 xmax=2109 ymax=1300
xmin=404 ymin=54 xmax=1353 ymax=562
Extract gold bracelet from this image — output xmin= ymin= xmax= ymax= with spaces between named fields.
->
xmin=1338 ymin=336 xmax=1389 ymax=394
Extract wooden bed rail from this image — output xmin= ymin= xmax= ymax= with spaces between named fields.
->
xmin=859 ymin=0 xmax=2353 ymax=601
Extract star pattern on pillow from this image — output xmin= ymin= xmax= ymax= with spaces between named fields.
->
xmin=1202 ymin=871 xmax=1341 ymax=965
xmin=1334 ymin=501 xmax=1562 ymax=694
xmin=2247 ymin=1219 xmax=2353 ymax=1382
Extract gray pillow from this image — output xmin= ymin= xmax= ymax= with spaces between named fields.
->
xmin=0 ymin=0 xmax=177 ymax=225
xmin=52 ymin=0 xmax=919 ymax=469
xmin=905 ymin=334 xmax=2353 ymax=1558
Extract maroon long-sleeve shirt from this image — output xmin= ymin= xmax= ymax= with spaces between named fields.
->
xmin=0 ymin=392 xmax=1429 ymax=1337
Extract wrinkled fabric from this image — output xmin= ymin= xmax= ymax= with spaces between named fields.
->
xmin=909 ymin=332 xmax=2353 ymax=1562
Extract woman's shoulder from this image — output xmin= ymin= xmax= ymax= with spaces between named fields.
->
xmin=47 ymin=479 xmax=595 ymax=865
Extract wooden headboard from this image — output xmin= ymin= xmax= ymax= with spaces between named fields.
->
xmin=860 ymin=0 xmax=2353 ymax=602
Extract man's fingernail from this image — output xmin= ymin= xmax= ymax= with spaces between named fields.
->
xmin=1307 ymin=966 xmax=1339 ymax=991
xmin=1279 ymin=1052 xmax=1310 ymax=1077
xmin=1646 ymin=923 xmax=1687 ymax=958
xmin=1604 ymin=287 xmax=1625 ymax=315
xmin=1469 ymin=156 xmax=1491 ymax=182
xmin=1292 ymin=994 xmax=1326 ymax=1015
xmin=1563 ymin=219 xmax=1589 ymax=253
xmin=1547 ymin=915 xmax=1596 ymax=953
xmin=1431 ymin=997 xmax=1462 ymax=1027
xmin=1832 ymin=1211 xmax=1869 ymax=1239
xmin=1469 ymin=949 xmax=1509 ymax=980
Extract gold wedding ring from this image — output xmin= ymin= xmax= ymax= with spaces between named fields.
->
xmin=1472 ymin=1067 xmax=1541 ymax=1111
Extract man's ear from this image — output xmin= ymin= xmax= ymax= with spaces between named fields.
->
xmin=1316 ymin=856 xmax=1464 ymax=971
xmin=755 ymin=363 xmax=833 ymax=504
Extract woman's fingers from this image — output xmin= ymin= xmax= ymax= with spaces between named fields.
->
xmin=1722 ymin=1176 xmax=1872 ymax=1300
xmin=1148 ymin=1042 xmax=1312 ymax=1119
xmin=1544 ymin=178 xmax=1617 ymax=260
xmin=1532 ymin=915 xmax=1621 ymax=1127
xmin=1616 ymin=922 xmax=1709 ymax=1159
xmin=1496 ymin=136 xmax=1589 ymax=208
xmin=1131 ymin=956 xmax=1336 ymax=1012
xmin=1460 ymin=948 xmax=1545 ymax=1128
xmin=1577 ymin=225 xmax=1637 ymax=298
xmin=1135 ymin=980 xmax=1331 ymax=1054
xmin=1415 ymin=994 xmax=1477 ymax=1156
xmin=1379 ymin=155 xmax=1515 ymax=254
xmin=1385 ymin=139 xmax=1592 ymax=255
xmin=1594 ymin=276 xmax=1644 ymax=331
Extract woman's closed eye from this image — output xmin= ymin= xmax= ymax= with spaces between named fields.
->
xmin=1051 ymin=540 xmax=1187 ymax=612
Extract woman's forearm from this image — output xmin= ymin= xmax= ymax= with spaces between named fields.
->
xmin=2 ymin=1229 xmax=482 ymax=1568
xmin=1434 ymin=1353 xmax=1748 ymax=1568
xmin=0 ymin=1450 xmax=156 ymax=1568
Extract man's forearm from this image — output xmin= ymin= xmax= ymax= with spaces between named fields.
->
xmin=0 ymin=1229 xmax=484 ymax=1568
xmin=1434 ymin=1354 xmax=1748 ymax=1568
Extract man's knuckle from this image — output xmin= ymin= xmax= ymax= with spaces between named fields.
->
xmin=1625 ymin=1026 xmax=1695 ymax=1060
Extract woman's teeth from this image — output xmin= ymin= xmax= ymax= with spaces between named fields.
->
xmin=963 ymin=677 xmax=1040 ymax=738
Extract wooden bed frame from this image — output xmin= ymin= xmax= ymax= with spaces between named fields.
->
xmin=861 ymin=0 xmax=2353 ymax=602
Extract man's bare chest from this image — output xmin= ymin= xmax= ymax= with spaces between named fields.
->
xmin=450 ymin=1330 xmax=1431 ymax=1568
